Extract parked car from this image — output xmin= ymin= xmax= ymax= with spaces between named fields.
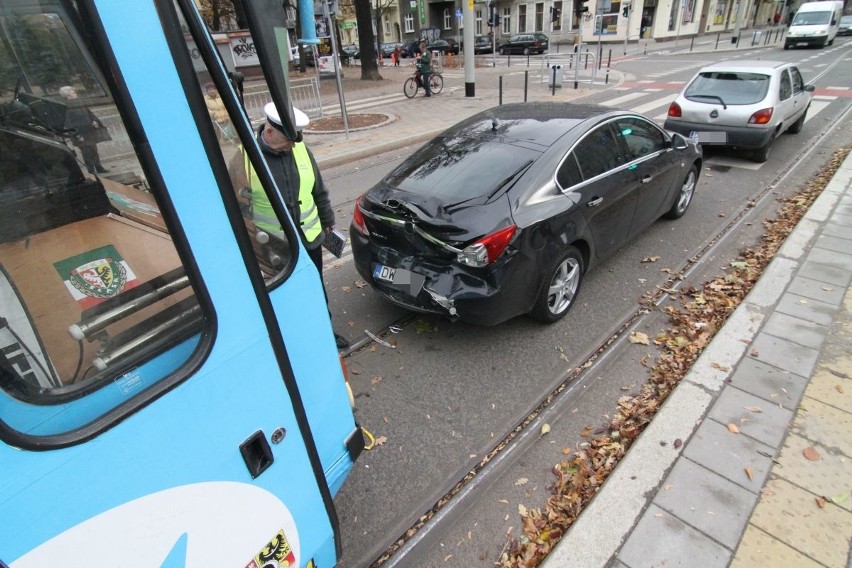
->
xmin=838 ymin=15 xmax=852 ymax=35
xmin=664 ymin=61 xmax=814 ymax=162
xmin=400 ymin=40 xmax=421 ymax=58
xmin=381 ymin=42 xmax=402 ymax=57
xmin=497 ymin=33 xmax=547 ymax=55
xmin=341 ymin=44 xmax=360 ymax=59
xmin=350 ymin=103 xmax=702 ymax=326
xmin=533 ymin=32 xmax=550 ymax=51
xmin=427 ymin=39 xmax=459 ymax=55
xmin=473 ymin=35 xmax=494 ymax=54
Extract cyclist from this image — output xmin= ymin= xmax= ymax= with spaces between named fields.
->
xmin=415 ymin=41 xmax=432 ymax=97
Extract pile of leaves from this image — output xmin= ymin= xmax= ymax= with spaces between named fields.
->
xmin=498 ymin=147 xmax=850 ymax=567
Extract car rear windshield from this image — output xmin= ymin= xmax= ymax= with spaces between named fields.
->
xmin=684 ymin=72 xmax=771 ymax=105
xmin=385 ymin=141 xmax=539 ymax=202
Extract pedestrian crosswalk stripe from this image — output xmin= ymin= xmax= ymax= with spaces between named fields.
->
xmin=813 ymin=95 xmax=838 ymax=101
xmin=601 ymin=91 xmax=646 ymax=107
xmin=804 ymin=100 xmax=832 ymax=124
xmin=631 ymin=95 xmax=676 ymax=115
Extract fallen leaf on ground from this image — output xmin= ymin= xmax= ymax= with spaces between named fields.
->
xmin=673 ymin=438 xmax=683 ymax=449
xmin=745 ymin=466 xmax=753 ymax=480
xmin=374 ymin=436 xmax=387 ymax=446
xmin=518 ymin=504 xmax=528 ymax=516
xmin=641 ymin=256 xmax=661 ymax=263
xmin=744 ymin=406 xmax=763 ymax=413
xmin=815 ymin=496 xmax=826 ymax=509
xmin=727 ymin=423 xmax=740 ymax=434
xmin=803 ymin=446 xmax=821 ymax=461
xmin=540 ymin=423 xmax=551 ymax=437
xmin=515 ymin=478 xmax=529 ymax=486
xmin=629 ymin=331 xmax=650 ymax=345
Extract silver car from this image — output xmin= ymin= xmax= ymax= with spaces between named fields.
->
xmin=664 ymin=61 xmax=815 ymax=162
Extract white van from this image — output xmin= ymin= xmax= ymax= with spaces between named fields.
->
xmin=785 ymin=1 xmax=843 ymax=48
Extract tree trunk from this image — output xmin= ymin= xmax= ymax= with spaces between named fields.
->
xmin=354 ymin=0 xmax=383 ymax=80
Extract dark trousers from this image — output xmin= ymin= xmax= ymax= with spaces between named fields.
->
xmin=421 ymin=71 xmax=432 ymax=96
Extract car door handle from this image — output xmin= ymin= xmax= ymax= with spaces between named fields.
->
xmin=587 ymin=197 xmax=603 ymax=207
xmin=641 ymin=175 xmax=654 ymax=184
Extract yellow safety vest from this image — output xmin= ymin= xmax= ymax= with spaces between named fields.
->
xmin=244 ymin=141 xmax=321 ymax=243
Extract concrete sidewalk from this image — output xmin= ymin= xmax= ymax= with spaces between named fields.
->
xmin=544 ymin=153 xmax=852 ymax=567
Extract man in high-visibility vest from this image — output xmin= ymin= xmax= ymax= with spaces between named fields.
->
xmin=233 ymin=104 xmax=348 ymax=349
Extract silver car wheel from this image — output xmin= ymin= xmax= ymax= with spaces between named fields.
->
xmin=676 ymin=168 xmax=696 ymax=215
xmin=548 ymin=257 xmax=580 ymax=315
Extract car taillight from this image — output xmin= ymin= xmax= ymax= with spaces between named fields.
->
xmin=667 ymin=102 xmax=682 ymax=118
xmin=457 ymin=225 xmax=517 ymax=267
xmin=748 ymin=108 xmax=773 ymax=124
xmin=352 ymin=194 xmax=369 ymax=236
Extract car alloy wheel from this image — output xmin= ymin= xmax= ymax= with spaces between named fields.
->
xmin=665 ymin=165 xmax=698 ymax=219
xmin=530 ymin=246 xmax=584 ymax=323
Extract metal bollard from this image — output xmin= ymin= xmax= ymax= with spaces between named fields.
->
xmin=690 ymin=36 xmax=694 ymax=51
xmin=605 ymin=49 xmax=611 ymax=84
xmin=715 ymin=32 xmax=720 ymax=50
xmin=499 ymin=75 xmax=503 ymax=106
xmin=524 ymin=71 xmax=529 ymax=101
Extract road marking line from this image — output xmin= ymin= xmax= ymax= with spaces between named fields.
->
xmin=601 ymin=92 xmax=647 ymax=107
xmin=631 ymin=94 xmax=676 ymax=115
xmin=813 ymin=95 xmax=838 ymax=101
xmin=804 ymin=100 xmax=832 ymax=123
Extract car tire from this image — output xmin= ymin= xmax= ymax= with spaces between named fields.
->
xmin=523 ymin=47 xmax=530 ymax=56
xmin=783 ymin=41 xmax=790 ymax=50
xmin=500 ymin=47 xmax=507 ymax=55
xmin=530 ymin=246 xmax=584 ymax=324
xmin=664 ymin=164 xmax=698 ymax=219
xmin=787 ymin=106 xmax=808 ymax=134
xmin=752 ymin=140 xmax=773 ymax=163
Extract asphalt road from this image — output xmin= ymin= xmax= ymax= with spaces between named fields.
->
xmin=318 ymin=40 xmax=852 ymax=567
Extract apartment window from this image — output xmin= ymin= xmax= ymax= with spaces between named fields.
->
xmin=518 ymin=4 xmax=527 ymax=31
xmin=476 ymin=9 xmax=482 ymax=33
xmin=502 ymin=7 xmax=512 ymax=33
xmin=553 ymin=1 xmax=563 ymax=29
xmin=535 ymin=2 xmax=544 ymax=30
xmin=405 ymin=12 xmax=414 ymax=32
xmin=444 ymin=8 xmax=452 ymax=29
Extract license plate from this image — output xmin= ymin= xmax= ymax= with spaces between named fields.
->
xmin=689 ymin=131 xmax=727 ymax=144
xmin=373 ymin=264 xmax=426 ymax=295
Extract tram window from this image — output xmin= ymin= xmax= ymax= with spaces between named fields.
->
xmin=0 ymin=3 xmax=206 ymax=428
xmin=180 ymin=9 xmax=297 ymax=282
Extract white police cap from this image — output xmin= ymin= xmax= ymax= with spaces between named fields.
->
xmin=264 ymin=103 xmax=310 ymax=132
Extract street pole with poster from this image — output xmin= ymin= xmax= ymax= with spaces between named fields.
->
xmin=319 ymin=0 xmax=349 ymax=136
xmin=463 ymin=0 xmax=475 ymax=96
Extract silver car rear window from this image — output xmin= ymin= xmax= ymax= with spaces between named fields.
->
xmin=684 ymin=72 xmax=770 ymax=105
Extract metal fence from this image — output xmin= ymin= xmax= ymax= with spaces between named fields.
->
xmin=243 ymin=76 xmax=323 ymax=124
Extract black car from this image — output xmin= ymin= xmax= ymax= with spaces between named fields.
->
xmin=473 ymin=35 xmax=494 ymax=54
xmin=399 ymin=41 xmax=421 ymax=58
xmin=351 ymin=103 xmax=702 ymax=326
xmin=498 ymin=33 xmax=547 ymax=55
xmin=427 ymin=39 xmax=459 ymax=55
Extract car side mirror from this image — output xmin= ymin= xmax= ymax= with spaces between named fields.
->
xmin=670 ymin=132 xmax=689 ymax=150
xmin=804 ymin=84 xmax=815 ymax=92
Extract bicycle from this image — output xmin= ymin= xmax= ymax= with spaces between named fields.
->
xmin=403 ymin=70 xmax=443 ymax=98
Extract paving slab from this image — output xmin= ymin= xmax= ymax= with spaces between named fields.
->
xmin=749 ymin=477 xmax=851 ymax=567
xmin=816 ymin=235 xmax=852 ymax=255
xmin=776 ymin=292 xmax=840 ymax=327
xmin=653 ymin=458 xmax=759 ymax=549
xmin=821 ymin=221 xmax=852 ymax=241
xmin=805 ymin=367 xmax=852 ymax=414
xmin=749 ymin=333 xmax=820 ymax=379
xmin=616 ymin=504 xmax=731 ymax=568
xmin=794 ymin=396 xmax=852 ymax=458
xmin=807 ymin=248 xmax=852 ymax=273
xmin=797 ymin=260 xmax=852 ymax=288
xmin=728 ymin=358 xmax=809 ymax=410
xmin=707 ymin=385 xmax=794 ymax=448
xmin=683 ymin=419 xmax=775 ymax=493
xmin=731 ymin=525 xmax=824 ymax=568
xmin=774 ymin=432 xmax=852 ymax=513
xmin=788 ymin=275 xmax=847 ymax=306
xmin=762 ymin=311 xmax=829 ymax=351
